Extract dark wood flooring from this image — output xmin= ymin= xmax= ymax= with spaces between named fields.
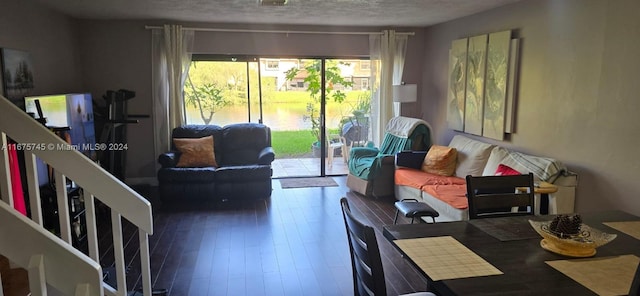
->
xmin=102 ymin=176 xmax=428 ymax=295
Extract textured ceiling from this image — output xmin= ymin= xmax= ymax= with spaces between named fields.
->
xmin=36 ymin=0 xmax=521 ymax=27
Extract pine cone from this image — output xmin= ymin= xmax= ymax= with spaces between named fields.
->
xmin=568 ymin=214 xmax=582 ymax=234
xmin=550 ymin=216 xmax=561 ymax=231
xmin=551 ymin=214 xmax=581 ymax=238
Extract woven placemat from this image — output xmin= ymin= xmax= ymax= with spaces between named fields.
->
xmin=603 ymin=221 xmax=640 ymax=240
xmin=546 ymin=254 xmax=640 ymax=296
xmin=394 ymin=236 xmax=503 ymax=281
xmin=468 ymin=216 xmax=541 ymax=241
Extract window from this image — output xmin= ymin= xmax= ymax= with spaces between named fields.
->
xmin=361 ymin=78 xmax=369 ymax=90
xmin=266 ymin=60 xmax=279 ymax=71
xmin=359 ymin=60 xmax=370 ymax=71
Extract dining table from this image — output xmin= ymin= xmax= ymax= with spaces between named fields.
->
xmin=382 ymin=210 xmax=640 ymax=296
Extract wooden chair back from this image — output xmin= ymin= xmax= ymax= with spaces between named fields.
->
xmin=630 ymin=262 xmax=640 ymax=296
xmin=340 ymin=197 xmax=387 ymax=296
xmin=465 ymin=173 xmax=535 ymax=219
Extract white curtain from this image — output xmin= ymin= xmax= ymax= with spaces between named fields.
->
xmin=369 ymin=30 xmax=409 ymax=146
xmin=151 ymin=24 xmax=194 ymax=160
xmin=392 ymin=34 xmax=409 ymax=117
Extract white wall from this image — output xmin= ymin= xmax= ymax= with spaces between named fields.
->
xmin=419 ymin=0 xmax=640 ymax=215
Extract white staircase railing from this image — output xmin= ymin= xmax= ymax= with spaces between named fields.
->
xmin=0 ymin=201 xmax=102 ymax=296
xmin=0 ymin=95 xmax=154 ymax=296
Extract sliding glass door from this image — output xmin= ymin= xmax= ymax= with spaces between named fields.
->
xmin=185 ymin=56 xmax=371 ymax=177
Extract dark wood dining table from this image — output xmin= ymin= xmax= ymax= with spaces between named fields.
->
xmin=382 ymin=210 xmax=640 ymax=296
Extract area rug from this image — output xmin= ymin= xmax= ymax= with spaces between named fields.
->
xmin=279 ymin=177 xmax=339 ymax=189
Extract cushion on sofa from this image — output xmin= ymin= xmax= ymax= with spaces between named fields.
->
xmin=495 ymin=164 xmax=521 ymax=176
xmin=500 ymin=152 xmax=567 ymax=182
xmin=421 ymin=184 xmax=468 ymax=209
xmin=421 ymin=145 xmax=457 ymax=176
xmin=448 ymin=135 xmax=494 ymax=178
xmin=395 ymin=167 xmax=466 ymax=189
xmin=481 ymin=146 xmax=510 ymax=176
xmin=174 ymin=135 xmax=218 ymax=167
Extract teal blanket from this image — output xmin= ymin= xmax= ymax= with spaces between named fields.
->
xmin=348 ymin=120 xmax=431 ymax=181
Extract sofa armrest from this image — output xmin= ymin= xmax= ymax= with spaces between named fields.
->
xmin=158 ymin=152 xmax=179 ymax=168
xmin=258 ymin=147 xmax=275 ymax=165
xmin=380 ymin=155 xmax=396 ymax=165
xmin=396 ymin=150 xmax=427 ymax=170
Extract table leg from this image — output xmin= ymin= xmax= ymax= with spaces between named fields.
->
xmin=540 ymin=193 xmax=549 ymax=215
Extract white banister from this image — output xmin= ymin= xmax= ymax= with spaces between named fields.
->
xmin=55 ymin=171 xmax=72 ymax=244
xmin=0 ymin=132 xmax=12 ymax=205
xmin=139 ymin=231 xmax=152 ymax=296
xmin=0 ymin=201 xmax=103 ymax=295
xmin=85 ymin=192 xmax=100 ymax=262
xmin=28 ymin=254 xmax=47 ymax=296
xmin=24 ymin=151 xmax=43 ymax=225
xmin=112 ymin=212 xmax=127 ymax=296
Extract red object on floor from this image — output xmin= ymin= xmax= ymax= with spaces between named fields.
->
xmin=8 ymin=146 xmax=27 ymax=216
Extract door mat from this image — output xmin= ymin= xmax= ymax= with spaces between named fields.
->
xmin=279 ymin=177 xmax=339 ymax=189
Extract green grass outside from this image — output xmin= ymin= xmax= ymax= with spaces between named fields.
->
xmin=272 ymin=129 xmax=340 ymax=158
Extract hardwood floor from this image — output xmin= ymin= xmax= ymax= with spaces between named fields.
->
xmin=107 ymin=176 xmax=428 ymax=295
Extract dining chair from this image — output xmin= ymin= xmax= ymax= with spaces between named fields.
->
xmin=465 ymin=173 xmax=535 ymax=219
xmin=340 ymin=197 xmax=435 ymax=296
xmin=630 ymin=261 xmax=640 ymax=296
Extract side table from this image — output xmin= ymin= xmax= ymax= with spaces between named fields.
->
xmin=518 ymin=181 xmax=558 ymax=215
xmin=535 ymin=181 xmax=558 ymax=215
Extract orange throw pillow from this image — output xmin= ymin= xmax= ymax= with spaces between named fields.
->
xmin=173 ymin=135 xmax=217 ymax=167
xmin=421 ymin=145 xmax=458 ymax=176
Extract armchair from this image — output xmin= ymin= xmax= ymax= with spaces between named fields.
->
xmin=346 ymin=116 xmax=432 ymax=198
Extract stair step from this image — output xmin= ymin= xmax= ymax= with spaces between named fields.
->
xmin=1 ymin=255 xmax=30 ymax=296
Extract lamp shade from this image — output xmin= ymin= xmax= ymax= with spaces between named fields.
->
xmin=393 ymin=84 xmax=417 ymax=103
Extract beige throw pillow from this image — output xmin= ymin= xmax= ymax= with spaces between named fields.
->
xmin=421 ymin=145 xmax=458 ymax=176
xmin=448 ymin=135 xmax=495 ymax=178
xmin=174 ymin=135 xmax=218 ymax=167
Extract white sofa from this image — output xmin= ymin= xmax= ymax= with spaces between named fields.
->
xmin=394 ymin=135 xmax=578 ymax=222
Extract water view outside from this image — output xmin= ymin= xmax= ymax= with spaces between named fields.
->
xmin=185 ymin=103 xmax=350 ymax=131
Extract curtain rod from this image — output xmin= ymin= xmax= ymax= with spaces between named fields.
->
xmin=144 ymin=25 xmax=414 ymax=36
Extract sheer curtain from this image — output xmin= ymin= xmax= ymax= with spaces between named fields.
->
xmin=151 ymin=24 xmax=194 ymax=162
xmin=369 ymin=30 xmax=409 ymax=146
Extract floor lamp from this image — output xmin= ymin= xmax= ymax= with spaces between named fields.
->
xmin=393 ymin=84 xmax=417 ymax=117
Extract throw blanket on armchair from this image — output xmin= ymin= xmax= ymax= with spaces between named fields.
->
xmin=349 ymin=116 xmax=432 ymax=181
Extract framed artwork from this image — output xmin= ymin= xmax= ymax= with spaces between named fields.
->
xmin=483 ymin=30 xmax=511 ymax=140
xmin=505 ymin=38 xmax=520 ymax=134
xmin=463 ymin=34 xmax=488 ymax=136
xmin=1 ymin=48 xmax=35 ymax=108
xmin=446 ymin=30 xmax=519 ymax=140
xmin=446 ymin=38 xmax=469 ymax=131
